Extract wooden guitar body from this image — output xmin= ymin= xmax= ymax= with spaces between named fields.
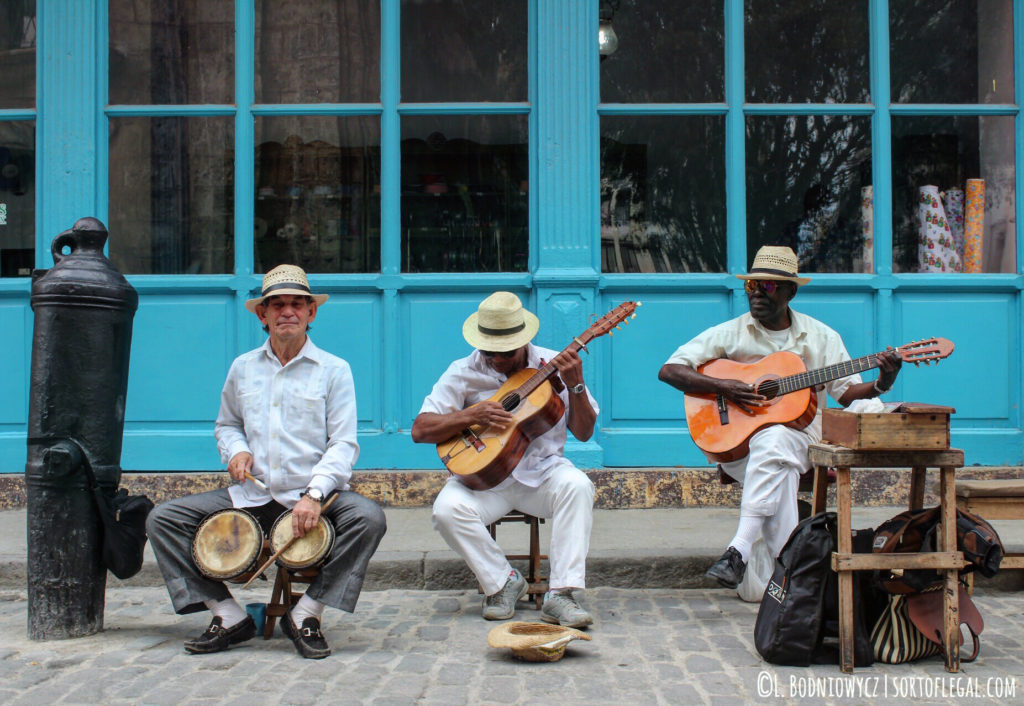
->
xmin=437 ymin=368 xmax=566 ymax=490
xmin=685 ymin=352 xmax=817 ymax=462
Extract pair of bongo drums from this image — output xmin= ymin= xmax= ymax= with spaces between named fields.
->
xmin=191 ymin=508 xmax=335 ymax=582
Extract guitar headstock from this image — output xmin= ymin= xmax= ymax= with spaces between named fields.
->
xmin=579 ymin=301 xmax=640 ymax=343
xmin=896 ymin=337 xmax=955 ymax=366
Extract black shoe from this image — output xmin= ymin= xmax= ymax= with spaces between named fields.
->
xmin=705 ymin=546 xmax=747 ymax=589
xmin=281 ymin=609 xmax=332 ymax=659
xmin=184 ymin=615 xmax=257 ymax=654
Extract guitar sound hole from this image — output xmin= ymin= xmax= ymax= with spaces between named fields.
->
xmin=757 ymin=381 xmax=780 ymax=400
xmin=502 ymin=394 xmax=521 ymax=412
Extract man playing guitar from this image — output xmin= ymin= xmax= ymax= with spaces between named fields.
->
xmin=658 ymin=246 xmax=903 ymax=591
xmin=411 ymin=291 xmax=598 ymax=628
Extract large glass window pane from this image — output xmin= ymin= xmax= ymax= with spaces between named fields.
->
xmin=255 ymin=116 xmax=381 ymax=273
xmin=891 ymin=0 xmax=1013 ymax=104
xmin=0 ymin=121 xmax=34 ymax=277
xmin=400 ymin=0 xmax=526 ymax=103
xmin=746 ymin=0 xmax=868 ymax=103
xmin=109 ymin=117 xmax=234 ymax=274
xmin=892 ymin=116 xmax=1015 ymax=273
xmin=255 ymin=0 xmax=380 ymax=104
xmin=0 ymin=1 xmax=35 ymax=109
xmin=402 ymin=115 xmax=528 ymax=273
xmin=601 ymin=116 xmax=726 ymax=273
xmin=600 ymin=0 xmax=724 ymax=103
xmin=746 ymin=115 xmax=873 ymax=273
xmin=109 ymin=0 xmax=234 ymax=105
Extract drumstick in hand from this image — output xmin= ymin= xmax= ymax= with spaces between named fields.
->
xmin=244 ymin=471 xmax=267 ymax=490
xmin=241 ymin=492 xmax=337 ymax=589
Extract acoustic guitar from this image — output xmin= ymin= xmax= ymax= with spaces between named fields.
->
xmin=438 ymin=301 xmax=640 ymax=490
xmin=683 ymin=337 xmax=954 ymax=462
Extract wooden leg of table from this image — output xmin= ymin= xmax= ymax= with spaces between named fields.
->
xmin=836 ymin=467 xmax=855 ymax=673
xmin=811 ymin=465 xmax=828 ymax=514
xmin=909 ymin=467 xmax=926 ymax=510
xmin=939 ymin=467 xmax=961 ymax=672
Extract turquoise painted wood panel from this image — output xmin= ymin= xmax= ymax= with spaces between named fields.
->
xmin=897 ymin=293 xmax=1016 ymax=422
xmin=0 ymin=300 xmax=29 ymax=426
xmin=306 ymin=293 xmax=381 ymax=427
xmin=607 ymin=292 xmax=733 ymax=422
xmin=121 ymin=430 xmax=222 ymax=472
xmin=124 ymin=294 xmax=234 ymax=422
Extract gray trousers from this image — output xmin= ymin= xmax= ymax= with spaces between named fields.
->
xmin=146 ymin=488 xmax=386 ymax=615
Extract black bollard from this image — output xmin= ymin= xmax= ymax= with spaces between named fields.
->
xmin=25 ymin=218 xmax=138 ymax=639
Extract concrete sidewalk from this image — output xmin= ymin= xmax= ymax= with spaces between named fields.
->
xmin=4 ymin=505 xmax=1023 ymax=592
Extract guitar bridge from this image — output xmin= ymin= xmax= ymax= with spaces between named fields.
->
xmin=716 ymin=394 xmax=730 ymax=426
xmin=461 ymin=428 xmax=486 ymax=452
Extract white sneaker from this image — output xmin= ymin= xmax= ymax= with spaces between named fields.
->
xmin=482 ymin=569 xmax=527 ymax=620
xmin=541 ymin=590 xmax=593 ymax=628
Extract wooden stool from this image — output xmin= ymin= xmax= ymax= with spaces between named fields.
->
xmin=955 ymin=479 xmax=1024 ymax=588
xmin=264 ymin=566 xmax=320 ymax=639
xmin=486 ymin=512 xmax=548 ymax=608
xmin=808 ymin=443 xmax=966 ymax=673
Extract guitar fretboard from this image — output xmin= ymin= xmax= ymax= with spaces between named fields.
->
xmin=502 ymin=341 xmax=585 ymax=408
xmin=771 ymin=353 xmax=881 ymax=396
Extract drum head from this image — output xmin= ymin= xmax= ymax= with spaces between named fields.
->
xmin=192 ymin=509 xmax=263 ymax=580
xmin=270 ymin=512 xmax=335 ymax=570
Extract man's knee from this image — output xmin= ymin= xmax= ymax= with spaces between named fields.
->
xmin=431 ymin=488 xmax=478 ymax=530
xmin=555 ymin=469 xmax=595 ymax=505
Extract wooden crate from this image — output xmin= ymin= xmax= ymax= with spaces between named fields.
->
xmin=822 ymin=403 xmax=953 ymax=450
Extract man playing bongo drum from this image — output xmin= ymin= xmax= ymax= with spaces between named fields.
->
xmin=147 ymin=264 xmax=386 ymax=659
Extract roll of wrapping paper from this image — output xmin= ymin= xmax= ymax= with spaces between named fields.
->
xmin=916 ymin=185 xmax=961 ymax=273
xmin=860 ymin=186 xmax=874 ymax=273
xmin=942 ymin=188 xmax=965 ymax=270
xmin=964 ymin=179 xmax=985 ymax=273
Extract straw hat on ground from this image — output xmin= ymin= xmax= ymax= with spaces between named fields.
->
xmin=245 ymin=264 xmax=329 ymax=313
xmin=736 ymin=246 xmax=811 ymax=287
xmin=487 ymin=621 xmax=592 ymax=662
xmin=462 ymin=291 xmax=540 ymax=352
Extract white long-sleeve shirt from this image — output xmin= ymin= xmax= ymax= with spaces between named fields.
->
xmin=216 ymin=336 xmax=359 ymax=508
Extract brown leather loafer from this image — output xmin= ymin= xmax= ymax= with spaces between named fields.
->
xmin=281 ymin=609 xmax=332 ymax=659
xmin=184 ymin=615 xmax=257 ymax=654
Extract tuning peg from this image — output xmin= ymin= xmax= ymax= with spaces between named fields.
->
xmin=631 ymin=313 xmax=637 ymax=319
xmin=913 ymin=362 xmax=920 ymax=367
xmin=608 ymin=331 xmax=613 ymax=336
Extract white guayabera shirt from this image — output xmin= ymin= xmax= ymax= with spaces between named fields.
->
xmin=419 ymin=343 xmax=599 ymax=488
xmin=216 ymin=336 xmax=359 ymax=508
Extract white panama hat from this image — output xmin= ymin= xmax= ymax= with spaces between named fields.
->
xmin=245 ymin=264 xmax=329 ymax=313
xmin=462 ymin=291 xmax=540 ymax=352
xmin=736 ymin=246 xmax=811 ymax=286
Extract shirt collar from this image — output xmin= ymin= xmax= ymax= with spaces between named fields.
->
xmin=743 ymin=307 xmax=808 ymax=341
xmin=260 ymin=336 xmax=323 ymax=366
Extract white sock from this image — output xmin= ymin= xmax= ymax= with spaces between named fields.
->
xmin=204 ymin=598 xmax=247 ymax=628
xmin=728 ymin=515 xmax=764 ymax=562
xmin=291 ymin=594 xmax=325 ymax=627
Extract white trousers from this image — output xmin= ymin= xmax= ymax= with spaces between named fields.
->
xmin=432 ymin=462 xmax=595 ymax=595
xmin=719 ymin=424 xmax=811 ymax=558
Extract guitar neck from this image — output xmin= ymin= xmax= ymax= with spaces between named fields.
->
xmin=774 ymin=353 xmax=881 ymax=395
xmin=515 ymin=341 xmax=584 ymax=398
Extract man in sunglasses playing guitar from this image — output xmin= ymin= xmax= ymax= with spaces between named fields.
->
xmin=658 ymin=246 xmax=903 ymax=591
xmin=412 ymin=291 xmax=599 ymax=628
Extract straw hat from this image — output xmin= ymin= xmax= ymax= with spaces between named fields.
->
xmin=736 ymin=246 xmax=811 ymax=286
xmin=487 ymin=621 xmax=592 ymax=662
xmin=245 ymin=264 xmax=329 ymax=313
xmin=462 ymin=292 xmax=540 ymax=352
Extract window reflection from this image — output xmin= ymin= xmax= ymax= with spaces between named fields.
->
xmin=0 ymin=1 xmax=35 ymax=109
xmin=401 ymin=0 xmax=526 ymax=103
xmin=401 ymin=116 xmax=528 ymax=273
xmin=254 ymin=116 xmax=381 ymax=273
xmin=746 ymin=115 xmax=873 ymax=273
xmin=892 ymin=116 xmax=1015 ymax=273
xmin=109 ymin=0 xmax=234 ymax=105
xmin=108 ymin=117 xmax=234 ymax=274
xmin=255 ymin=0 xmax=380 ymax=104
xmin=600 ymin=0 xmax=724 ymax=103
xmin=0 ymin=121 xmax=34 ymax=277
xmin=746 ymin=0 xmax=869 ymax=103
xmin=891 ymin=0 xmax=1013 ymax=104
xmin=601 ymin=116 xmax=726 ymax=273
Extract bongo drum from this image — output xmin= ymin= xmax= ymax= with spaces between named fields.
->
xmin=269 ymin=510 xmax=335 ymax=571
xmin=192 ymin=508 xmax=267 ymax=582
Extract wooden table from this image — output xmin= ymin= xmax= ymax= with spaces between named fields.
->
xmin=808 ymin=443 xmax=966 ymax=673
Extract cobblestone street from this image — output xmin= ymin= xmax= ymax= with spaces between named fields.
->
xmin=2 ymin=586 xmax=1022 ymax=705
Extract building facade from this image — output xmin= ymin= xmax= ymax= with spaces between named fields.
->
xmin=1 ymin=0 xmax=1021 ymax=473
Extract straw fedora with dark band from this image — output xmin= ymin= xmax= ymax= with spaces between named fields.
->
xmin=736 ymin=245 xmax=811 ymax=287
xmin=245 ymin=264 xmax=329 ymax=313
xmin=462 ymin=291 xmax=540 ymax=352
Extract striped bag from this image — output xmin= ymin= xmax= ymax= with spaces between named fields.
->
xmin=870 ymin=593 xmax=942 ymax=663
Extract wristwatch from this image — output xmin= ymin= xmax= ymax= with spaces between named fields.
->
xmin=301 ymin=487 xmax=324 ymax=503
xmin=569 ymin=382 xmax=586 ymax=395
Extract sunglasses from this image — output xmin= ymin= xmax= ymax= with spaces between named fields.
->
xmin=480 ymin=349 xmax=518 ymax=359
xmin=744 ymin=279 xmax=780 ymax=295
